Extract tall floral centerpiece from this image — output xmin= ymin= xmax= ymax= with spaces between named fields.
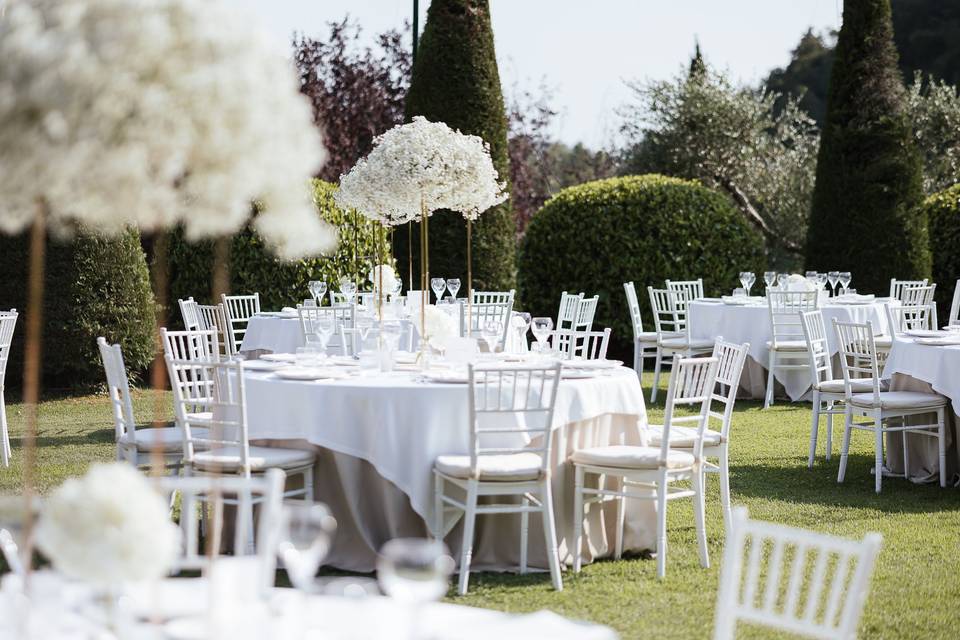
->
xmin=0 ymin=0 xmax=332 ymax=566
xmin=335 ymin=116 xmax=506 ymax=350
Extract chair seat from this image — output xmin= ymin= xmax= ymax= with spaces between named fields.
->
xmin=765 ymin=340 xmax=808 ymax=351
xmin=571 ymin=445 xmax=695 ymax=470
xmin=816 ymin=378 xmax=886 ymax=394
xmin=192 ymin=445 xmax=315 ymax=473
xmin=660 ymin=337 xmax=714 ymax=350
xmin=434 ymin=452 xmax=543 ymax=482
xmin=848 ymin=391 xmax=948 ymax=410
xmin=646 ymin=425 xmax=723 ymax=448
xmin=873 ymin=335 xmax=893 ymax=349
xmin=124 ymin=427 xmax=209 ymax=453
xmin=636 ymin=331 xmax=659 ymax=344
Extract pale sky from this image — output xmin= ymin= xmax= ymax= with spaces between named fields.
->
xmin=236 ymin=0 xmax=842 ymax=148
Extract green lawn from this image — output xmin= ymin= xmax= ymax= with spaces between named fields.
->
xmin=2 ymin=375 xmax=958 ymax=639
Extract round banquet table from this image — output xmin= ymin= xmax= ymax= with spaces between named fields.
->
xmin=688 ymin=298 xmax=891 ymax=401
xmin=881 ymin=336 xmax=960 ymax=484
xmin=242 ymin=364 xmax=651 ymax=573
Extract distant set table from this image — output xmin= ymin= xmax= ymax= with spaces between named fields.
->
xmin=688 ymin=297 xmax=891 ymax=401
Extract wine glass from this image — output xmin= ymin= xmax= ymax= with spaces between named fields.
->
xmin=531 ymin=317 xmax=554 ymax=353
xmin=839 ymin=271 xmax=852 ymax=296
xmin=314 ymin=314 xmax=336 ymax=353
xmin=827 ymin=271 xmax=840 ymax=297
xmin=277 ymin=502 xmax=337 ymax=594
xmin=805 ymin=271 xmax=818 ymax=287
xmin=377 ymin=538 xmax=454 ymax=604
xmin=341 ymin=280 xmax=357 ymax=305
xmin=481 ymin=320 xmax=503 ymax=354
xmin=739 ymin=272 xmax=755 ymax=297
xmin=515 ymin=312 xmax=532 ymax=348
xmin=816 ymin=272 xmax=828 ymax=290
xmin=445 ymin=278 xmax=461 ymax=302
xmin=776 ymin=273 xmax=789 ymax=291
xmin=430 ymin=278 xmax=446 ymax=304
xmin=308 ymin=281 xmax=327 ymax=306
xmin=763 ymin=271 xmax=777 ymax=292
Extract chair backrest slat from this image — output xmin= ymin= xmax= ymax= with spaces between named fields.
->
xmin=550 ymin=328 xmax=611 ymax=361
xmin=665 ymin=278 xmax=704 ymax=313
xmin=221 ymin=293 xmax=261 ymax=350
xmin=889 ymin=278 xmax=929 ymax=302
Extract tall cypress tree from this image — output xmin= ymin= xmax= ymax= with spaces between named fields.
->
xmin=395 ymin=0 xmax=515 ymax=291
xmin=805 ymin=0 xmax=929 ymax=293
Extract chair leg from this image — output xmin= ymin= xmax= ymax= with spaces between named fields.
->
xmin=0 ymin=390 xmax=8 ymax=467
xmin=692 ymin=468 xmax=709 ymax=569
xmin=540 ymin=479 xmax=563 ymax=591
xmin=303 ymin=466 xmax=314 ymax=501
xmin=519 ymin=497 xmax=529 ymax=575
xmin=573 ymin=466 xmax=585 ymax=573
xmin=651 ymin=349 xmax=663 ymax=403
xmin=874 ymin=413 xmax=883 ymax=494
xmin=656 ymin=477 xmax=668 ymax=579
xmin=826 ymin=403 xmax=834 ymax=461
xmin=838 ymin=412 xmax=853 ymax=483
xmin=808 ymin=391 xmax=820 ymax=468
xmin=615 ymin=477 xmax=625 ymax=560
xmin=633 ymin=343 xmax=640 ymax=376
xmin=764 ymin=351 xmax=775 ymax=409
xmin=938 ymin=408 xmax=947 ymax=488
xmin=457 ymin=482 xmax=479 ymax=596
xmin=433 ymin=473 xmax=444 ymax=540
xmin=719 ymin=445 xmax=731 ymax=534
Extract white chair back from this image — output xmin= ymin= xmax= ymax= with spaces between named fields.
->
xmin=97 ymin=337 xmax=137 ymax=449
xmin=710 ymin=340 xmax=749 ymax=441
xmin=623 ymin=282 xmax=644 ymax=338
xmin=767 ymin=291 xmax=818 ymax=348
xmin=901 ymin=283 xmax=936 ymax=307
xmin=557 ymin=291 xmax=583 ymax=331
xmin=160 ymin=328 xmax=221 ymax=362
xmin=833 ymin=320 xmax=883 ymax=404
xmin=551 ymin=328 xmax=611 ymax=361
xmin=0 ymin=310 xmax=17 ymax=380
xmin=152 ymin=469 xmax=285 ymax=582
xmin=467 ymin=362 xmax=563 ymax=479
xmin=713 ymin=507 xmax=881 ymax=640
xmin=221 ymin=293 xmax=261 ymax=350
xmin=197 ymin=302 xmax=235 ymax=356
xmin=472 ymin=290 xmax=515 ymax=306
xmin=889 ymin=278 xmax=928 ymax=302
xmin=665 ymin=278 xmax=704 ymax=312
xmin=885 ymin=302 xmax=935 ymax=334
xmin=800 ymin=310 xmax=833 ymax=390
xmin=297 ymin=305 xmax=355 ymax=353
xmin=574 ymin=295 xmax=599 ymax=332
xmin=949 ymin=279 xmax=960 ymax=327
xmin=179 ymin=298 xmax=201 ymax=331
xmin=463 ymin=299 xmax=514 ymax=349
xmin=660 ymin=356 xmax=719 ymax=462
xmin=648 ymin=286 xmax=687 ymax=337
xmin=161 ymin=328 xmax=220 ymax=433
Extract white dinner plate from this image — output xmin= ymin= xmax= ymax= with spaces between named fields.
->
xmin=393 ymin=351 xmax=419 ymax=364
xmin=561 ymin=369 xmax=601 ymax=379
xmin=260 ymin=353 xmax=298 ymax=362
xmin=905 ymin=329 xmax=947 ymax=338
xmin=328 ymin=355 xmax=361 ymax=367
xmin=242 ymin=360 xmax=286 ymax=371
xmin=915 ymin=337 xmax=960 ymax=346
xmin=274 ymin=367 xmax=347 ymax=381
xmin=563 ymin=359 xmax=623 ymax=370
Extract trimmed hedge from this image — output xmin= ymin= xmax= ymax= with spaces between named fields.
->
xmin=167 ymin=180 xmax=391 ymax=316
xmin=805 ymin=0 xmax=930 ymax=293
xmin=395 ymin=0 xmax=516 ymax=291
xmin=0 ymin=228 xmax=156 ymax=389
xmin=518 ymin=175 xmax=767 ymax=358
xmin=925 ymin=184 xmax=960 ymax=318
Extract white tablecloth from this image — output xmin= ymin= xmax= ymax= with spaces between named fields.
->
xmin=244 ymin=367 xmax=650 ymax=571
xmin=688 ymin=299 xmax=891 ymax=400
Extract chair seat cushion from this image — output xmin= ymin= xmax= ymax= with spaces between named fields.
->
xmin=765 ymin=340 xmax=808 ymax=351
xmin=646 ymin=425 xmax=723 ymax=448
xmin=192 ymin=445 xmax=315 ymax=472
xmin=126 ymin=427 xmax=208 ymax=453
xmin=848 ymin=391 xmax=948 ymax=410
xmin=571 ymin=445 xmax=694 ymax=470
xmin=660 ymin=337 xmax=714 ymax=350
xmin=434 ymin=452 xmax=543 ymax=482
xmin=816 ymin=378 xmax=885 ymax=394
xmin=636 ymin=331 xmax=659 ymax=344
xmin=873 ymin=335 xmax=892 ymax=349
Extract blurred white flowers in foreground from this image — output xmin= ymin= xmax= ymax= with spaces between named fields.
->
xmin=0 ymin=0 xmax=335 ymax=259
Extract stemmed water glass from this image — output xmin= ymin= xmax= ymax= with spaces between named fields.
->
xmin=313 ymin=315 xmax=335 ymax=353
xmin=805 ymin=271 xmax=818 ymax=287
xmin=308 ymin=281 xmax=327 ymax=306
xmin=481 ymin=320 xmax=503 ymax=354
xmin=531 ymin=317 xmax=554 ymax=354
xmin=776 ymin=273 xmax=789 ymax=291
xmin=445 ymin=278 xmax=461 ymax=302
xmin=515 ymin=312 xmax=532 ymax=348
xmin=738 ymin=272 xmax=755 ymax=297
xmin=827 ymin=271 xmax=840 ymax=297
xmin=430 ymin=278 xmax=446 ymax=304
xmin=341 ymin=280 xmax=357 ymax=305
xmin=816 ymin=272 xmax=828 ymax=291
xmin=839 ymin=271 xmax=852 ymax=296
xmin=763 ymin=271 xmax=777 ymax=293
xmin=277 ymin=501 xmax=338 ymax=594
xmin=377 ymin=538 xmax=455 ymax=635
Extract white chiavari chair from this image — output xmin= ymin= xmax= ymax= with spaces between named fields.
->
xmin=948 ymin=279 xmax=960 ymax=327
xmin=433 ymin=362 xmax=564 ymax=595
xmin=550 ymin=328 xmax=611 ymax=361
xmin=713 ymin=507 xmax=882 ymax=640
xmin=179 ymin=297 xmax=201 ymax=331
xmin=574 ymin=295 xmax=599 ymax=333
xmin=197 ymin=302 xmax=235 ymax=356
xmin=99 ymin=337 xmax=206 ymax=469
xmin=648 ymin=339 xmax=749 ymax=530
xmin=462 ymin=296 xmax=514 ymax=351
xmin=221 ymin=293 xmax=261 ymax=353
xmin=889 ymin=278 xmax=928 ymax=302
xmin=152 ymin=468 xmax=285 ymax=586
xmin=764 ymin=290 xmax=818 ymax=409
xmin=297 ymin=304 xmax=355 ymax=355
xmin=665 ymin=278 xmax=705 ymax=308
xmin=556 ymin=291 xmax=583 ymax=332
xmin=884 ymin=300 xmax=936 ymax=335
xmin=623 ymin=282 xmax=661 ymax=376
xmin=572 ymin=356 xmax=719 ymax=578
xmin=471 ymin=290 xmax=515 ymax=306
xmin=0 ymin=310 xmax=18 ymax=467
xmin=648 ymin=286 xmax=714 ymax=403
xmin=165 ymin=355 xmax=316 ymax=501
xmin=834 ymin=319 xmax=947 ymax=492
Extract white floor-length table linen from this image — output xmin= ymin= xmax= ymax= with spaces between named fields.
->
xmin=688 ymin=298 xmax=890 ymax=400
xmin=882 ymin=337 xmax=960 ymax=484
xmin=243 ymin=366 xmax=651 ymax=572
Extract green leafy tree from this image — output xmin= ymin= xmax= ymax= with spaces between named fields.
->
xmin=923 ymin=185 xmax=960 ymax=318
xmin=906 ymin=73 xmax=960 ymax=193
xmin=806 ymin=0 xmax=929 ymax=292
xmin=766 ymin=30 xmax=836 ymax=125
xmin=395 ymin=0 xmax=515 ymax=291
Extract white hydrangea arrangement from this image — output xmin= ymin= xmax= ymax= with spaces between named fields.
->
xmin=785 ymin=274 xmax=817 ymax=292
xmin=414 ymin=305 xmax=459 ymax=345
xmin=0 ymin=0 xmax=334 ymax=259
xmin=368 ymin=264 xmax=399 ymax=294
xmin=35 ymin=463 xmax=180 ymax=584
xmin=334 ymin=116 xmax=507 ymax=225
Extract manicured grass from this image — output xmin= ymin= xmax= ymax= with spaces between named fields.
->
xmin=1 ymin=375 xmax=958 ymax=639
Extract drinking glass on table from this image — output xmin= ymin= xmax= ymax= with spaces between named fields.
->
xmin=738 ymin=272 xmax=755 ymax=297
xmin=816 ymin=272 xmax=828 ymax=290
xmin=839 ymin=271 xmax=852 ymax=296
xmin=763 ymin=271 xmax=777 ymax=292
xmin=378 ymin=538 xmax=454 ymax=604
xmin=531 ymin=317 xmax=554 ymax=354
xmin=389 ymin=278 xmax=403 ymax=299
xmin=515 ymin=312 xmax=532 ymax=348
xmin=776 ymin=273 xmax=788 ymax=290
xmin=827 ymin=271 xmax=840 ymax=297
xmin=445 ymin=278 xmax=461 ymax=301
xmin=277 ymin=502 xmax=337 ymax=594
xmin=314 ymin=315 xmax=335 ymax=353
xmin=481 ymin=320 xmax=503 ymax=354
xmin=341 ymin=281 xmax=357 ymax=305
xmin=430 ymin=278 xmax=447 ymax=304
xmin=805 ymin=271 xmax=818 ymax=286
xmin=308 ymin=281 xmax=327 ymax=306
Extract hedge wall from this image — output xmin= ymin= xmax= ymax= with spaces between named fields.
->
xmin=166 ymin=179 xmax=391 ymax=318
xmin=518 ymin=175 xmax=767 ymax=358
xmin=0 ymin=228 xmax=156 ymax=389
xmin=925 ymin=184 xmax=960 ymax=319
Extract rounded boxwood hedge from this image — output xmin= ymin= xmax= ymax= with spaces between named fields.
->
xmin=166 ymin=179 xmax=391 ymax=318
xmin=925 ymin=184 xmax=960 ymax=318
xmin=0 ymin=227 xmax=156 ymax=390
xmin=518 ymin=174 xmax=767 ymax=358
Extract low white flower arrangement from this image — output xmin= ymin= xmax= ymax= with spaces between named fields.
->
xmin=785 ymin=274 xmax=817 ymax=292
xmin=369 ymin=264 xmax=399 ymax=294
xmin=414 ymin=305 xmax=459 ymax=346
xmin=35 ymin=463 xmax=180 ymax=585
